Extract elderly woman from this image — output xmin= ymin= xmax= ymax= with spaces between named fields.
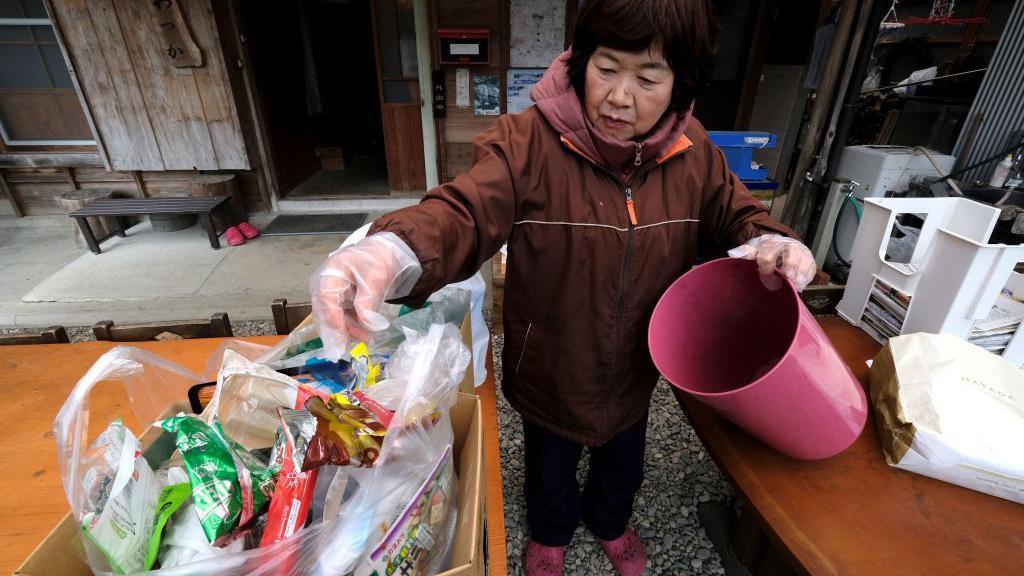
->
xmin=311 ymin=1 xmax=815 ymax=574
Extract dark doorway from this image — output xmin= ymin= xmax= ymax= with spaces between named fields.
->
xmin=699 ymin=0 xmax=760 ymax=129
xmin=241 ymin=0 xmax=388 ymax=198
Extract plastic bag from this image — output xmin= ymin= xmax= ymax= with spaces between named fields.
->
xmin=258 ymin=315 xmax=331 ymax=371
xmin=366 ymin=286 xmax=470 ymax=354
xmin=448 ymin=274 xmax=490 ymax=387
xmin=307 ymin=466 xmax=351 ymax=525
xmin=884 ymin=222 xmax=921 ymax=264
xmin=339 ymin=221 xmax=489 ymax=386
xmin=313 ymin=322 xmax=469 ymax=574
xmin=202 ymin=349 xmax=308 ymax=450
xmin=79 ymin=418 xmax=161 ymax=574
xmin=55 ymin=319 xmax=469 ymax=575
xmin=158 ymin=468 xmax=235 ymax=569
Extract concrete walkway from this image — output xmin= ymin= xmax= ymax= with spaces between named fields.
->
xmin=0 ymin=213 xmax=376 ymax=327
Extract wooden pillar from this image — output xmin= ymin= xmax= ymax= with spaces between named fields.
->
xmin=780 ymin=0 xmax=859 ymax=236
xmin=0 ymin=170 xmax=22 ymax=217
xmin=190 ymin=174 xmax=244 ymax=227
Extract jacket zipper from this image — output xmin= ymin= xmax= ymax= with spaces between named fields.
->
xmin=600 ymin=155 xmax=692 ymax=438
xmin=604 ymin=186 xmax=636 ymax=437
xmin=559 ymin=136 xmax=693 ymax=439
xmin=625 ymin=186 xmax=638 ymax=226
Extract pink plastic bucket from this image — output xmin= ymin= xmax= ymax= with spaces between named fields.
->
xmin=648 ymin=258 xmax=867 ymax=459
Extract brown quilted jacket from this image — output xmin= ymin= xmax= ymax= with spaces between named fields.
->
xmin=370 ymin=108 xmax=792 ymax=445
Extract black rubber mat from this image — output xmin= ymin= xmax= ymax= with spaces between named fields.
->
xmin=261 ymin=213 xmax=367 ymax=236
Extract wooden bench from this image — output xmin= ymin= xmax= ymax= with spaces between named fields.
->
xmin=271 ymin=298 xmax=313 ymax=335
xmin=93 ymin=313 xmax=233 ymax=341
xmin=67 ymin=196 xmax=231 ymax=254
xmin=0 ymin=326 xmax=70 ymax=346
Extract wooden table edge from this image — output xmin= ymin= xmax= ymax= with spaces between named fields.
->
xmin=479 ymin=346 xmax=509 ymax=576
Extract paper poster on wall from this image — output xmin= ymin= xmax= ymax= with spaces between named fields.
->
xmin=456 ymin=68 xmax=470 ymax=108
xmin=509 ymin=0 xmax=565 ymax=68
xmin=506 ymin=69 xmax=545 ymax=115
xmin=473 ymin=75 xmax=500 ymax=116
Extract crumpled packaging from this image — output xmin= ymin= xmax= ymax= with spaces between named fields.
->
xmin=870 ymin=332 xmax=1024 ymax=504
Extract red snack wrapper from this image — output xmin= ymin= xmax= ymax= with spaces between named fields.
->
xmin=261 ymin=408 xmax=319 ymax=547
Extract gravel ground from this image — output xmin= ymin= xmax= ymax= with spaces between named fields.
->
xmin=492 ymin=331 xmax=734 ymax=575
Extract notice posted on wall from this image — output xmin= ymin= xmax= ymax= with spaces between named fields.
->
xmin=455 ymin=68 xmax=470 ymax=108
xmin=473 ymin=75 xmax=500 ymax=116
xmin=506 ymin=69 xmax=545 ymax=115
xmin=509 ymin=0 xmax=565 ymax=68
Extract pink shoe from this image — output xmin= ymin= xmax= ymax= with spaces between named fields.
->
xmin=238 ymin=221 xmax=261 ymax=239
xmin=524 ymin=541 xmax=566 ymax=576
xmin=597 ymin=527 xmax=647 ymax=576
xmin=225 ymin=226 xmax=246 ymax=246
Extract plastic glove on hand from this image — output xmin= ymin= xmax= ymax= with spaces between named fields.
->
xmin=728 ymin=234 xmax=816 ymax=292
xmin=310 ymin=233 xmax=421 ymax=361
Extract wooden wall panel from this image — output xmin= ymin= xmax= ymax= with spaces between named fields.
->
xmin=443 ymin=69 xmax=502 ymax=144
xmin=435 ymin=0 xmax=507 ymax=182
xmin=5 ymin=168 xmax=267 ymax=216
xmin=49 ymin=0 xmax=249 ymax=171
xmin=51 ymin=0 xmax=164 ymax=170
xmin=114 ymin=0 xmax=218 ymax=170
xmin=382 ymin=105 xmax=426 ymax=191
xmin=186 ymin=0 xmax=249 ymax=169
xmin=72 ymin=168 xmax=135 ymax=183
xmin=5 ymin=182 xmax=71 ymax=215
xmin=435 ymin=0 xmax=504 ymax=67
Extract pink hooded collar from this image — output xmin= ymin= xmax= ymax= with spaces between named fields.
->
xmin=530 ymin=50 xmax=694 ymax=183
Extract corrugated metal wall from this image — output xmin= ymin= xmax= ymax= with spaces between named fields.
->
xmin=954 ymin=0 xmax=1024 ymax=183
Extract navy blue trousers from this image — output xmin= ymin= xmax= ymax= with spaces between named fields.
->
xmin=524 ymin=413 xmax=648 ymax=546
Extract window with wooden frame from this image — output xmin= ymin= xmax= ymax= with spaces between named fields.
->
xmin=373 ymin=0 xmax=419 ymax=105
xmin=0 ymin=0 xmax=94 ymax=147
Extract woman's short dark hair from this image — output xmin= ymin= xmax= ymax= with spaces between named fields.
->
xmin=567 ymin=0 xmax=718 ymax=112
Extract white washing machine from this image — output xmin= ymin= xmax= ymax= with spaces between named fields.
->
xmin=827 ymin=145 xmax=956 ymax=267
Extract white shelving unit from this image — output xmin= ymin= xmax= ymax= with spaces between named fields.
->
xmin=836 ymin=197 xmax=1024 ymax=365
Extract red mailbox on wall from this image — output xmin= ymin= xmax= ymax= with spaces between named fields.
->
xmin=437 ymin=28 xmax=490 ymax=65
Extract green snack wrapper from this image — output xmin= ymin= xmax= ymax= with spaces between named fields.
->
xmin=157 ymin=416 xmax=277 ymax=542
xmin=145 ymin=482 xmax=190 ymax=570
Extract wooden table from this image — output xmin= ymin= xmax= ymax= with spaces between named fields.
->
xmin=0 ymin=336 xmax=507 ymax=576
xmin=675 ymin=317 xmax=1024 ymax=576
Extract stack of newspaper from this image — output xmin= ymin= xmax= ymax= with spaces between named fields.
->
xmin=860 ymin=280 xmax=911 ymax=342
xmin=968 ymin=290 xmax=1024 ymax=355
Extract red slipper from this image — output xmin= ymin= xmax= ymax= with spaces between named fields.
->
xmin=238 ymin=221 xmax=261 ymax=239
xmin=226 ymin=226 xmax=246 ymax=246
xmin=597 ymin=527 xmax=647 ymax=576
xmin=524 ymin=541 xmax=566 ymax=576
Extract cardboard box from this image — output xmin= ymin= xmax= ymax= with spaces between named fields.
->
xmin=15 ymin=392 xmax=485 ymax=576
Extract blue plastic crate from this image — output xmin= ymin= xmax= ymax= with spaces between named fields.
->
xmin=707 ymin=131 xmax=777 ymax=181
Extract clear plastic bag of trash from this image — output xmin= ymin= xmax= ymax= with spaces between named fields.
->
xmin=54 ymin=316 xmax=469 ymax=575
xmin=885 ymin=222 xmax=921 ymax=264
